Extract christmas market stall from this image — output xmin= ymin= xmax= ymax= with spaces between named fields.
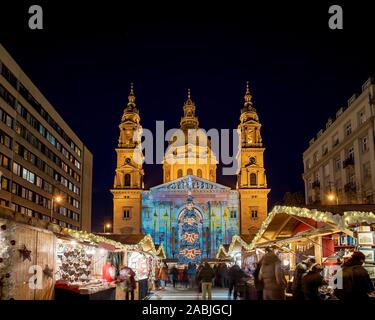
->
xmin=0 ymin=206 xmax=155 ymax=300
xmin=247 ymin=205 xmax=375 ymax=282
xmin=99 ymin=233 xmax=166 ymax=300
xmin=0 ymin=211 xmax=56 ymax=300
xmin=53 ymin=229 xmax=131 ymax=300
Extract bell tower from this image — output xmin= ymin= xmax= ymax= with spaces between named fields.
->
xmin=111 ymin=83 xmax=144 ymax=234
xmin=237 ymin=82 xmax=270 ymax=235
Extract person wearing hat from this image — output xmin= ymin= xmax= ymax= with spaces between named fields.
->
xmin=291 ymin=256 xmax=316 ymax=300
xmin=301 ymin=263 xmax=327 ymax=300
xmin=335 ymin=251 xmax=374 ymax=300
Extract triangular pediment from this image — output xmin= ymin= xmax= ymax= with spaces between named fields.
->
xmin=150 ymin=175 xmax=230 ymax=192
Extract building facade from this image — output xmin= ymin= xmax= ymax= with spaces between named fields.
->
xmin=112 ymin=83 xmax=270 ymax=262
xmin=0 ymin=44 xmax=93 ymax=231
xmin=303 ymin=77 xmax=375 ymax=205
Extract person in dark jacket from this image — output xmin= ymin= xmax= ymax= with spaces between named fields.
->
xmin=227 ymin=264 xmax=248 ymax=300
xmin=335 ymin=251 xmax=374 ymax=300
xmin=197 ymin=262 xmax=215 ymax=300
xmin=301 ymin=263 xmax=327 ymax=300
xmin=259 ymin=251 xmax=287 ymax=300
xmin=182 ymin=266 xmax=189 ymax=288
xmin=292 ymin=257 xmax=315 ymax=300
xmin=170 ymin=266 xmax=178 ymax=288
xmin=253 ymin=258 xmax=264 ymax=300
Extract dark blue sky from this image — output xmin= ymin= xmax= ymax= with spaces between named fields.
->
xmin=1 ymin=3 xmax=374 ymax=231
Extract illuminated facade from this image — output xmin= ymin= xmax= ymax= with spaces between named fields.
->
xmin=112 ymin=84 xmax=270 ymax=262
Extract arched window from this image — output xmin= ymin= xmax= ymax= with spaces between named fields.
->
xmin=124 ymin=174 xmax=131 ymax=187
xmin=250 ymin=173 xmax=257 ymax=186
xmin=197 ymin=169 xmax=202 ymax=178
xmin=177 ymin=169 xmax=183 ymax=178
xmin=187 ymin=168 xmax=193 ymax=176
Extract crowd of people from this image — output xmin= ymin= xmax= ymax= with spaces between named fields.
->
xmin=251 ymin=247 xmax=374 ymax=300
xmin=156 ymin=261 xmax=250 ymax=300
xmin=154 ymin=248 xmax=375 ymax=300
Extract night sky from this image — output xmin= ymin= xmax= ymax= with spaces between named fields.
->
xmin=1 ymin=3 xmax=375 ymax=232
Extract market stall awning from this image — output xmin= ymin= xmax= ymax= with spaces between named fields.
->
xmin=249 ymin=205 xmax=375 ymax=250
xmin=217 ymin=205 xmax=375 ymax=259
xmin=99 ymin=233 xmax=166 ymax=259
xmin=216 ymin=234 xmax=256 ymax=259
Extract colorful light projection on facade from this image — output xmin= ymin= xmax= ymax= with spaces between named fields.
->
xmin=141 ymin=175 xmax=239 ymax=263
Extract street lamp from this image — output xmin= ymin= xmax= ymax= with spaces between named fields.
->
xmin=327 ymin=193 xmax=339 ymax=205
xmin=103 ymin=223 xmax=111 ymax=233
xmin=51 ymin=195 xmax=62 ymax=223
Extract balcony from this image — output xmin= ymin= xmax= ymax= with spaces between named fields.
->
xmin=344 ymin=182 xmax=356 ymax=193
xmin=312 ymin=180 xmax=320 ymax=189
xmin=343 ymin=156 xmax=354 ymax=168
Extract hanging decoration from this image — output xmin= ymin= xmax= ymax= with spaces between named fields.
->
xmin=43 ymin=265 xmax=54 ymax=279
xmin=0 ymin=219 xmax=16 ymax=300
xmin=18 ymin=245 xmax=32 ymax=262
xmin=56 ymin=241 xmax=92 ymax=284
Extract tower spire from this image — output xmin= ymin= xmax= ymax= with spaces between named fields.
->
xmin=244 ymin=81 xmax=252 ymax=104
xmin=180 ymin=88 xmax=199 ymax=130
xmin=128 ymin=82 xmax=136 ymax=105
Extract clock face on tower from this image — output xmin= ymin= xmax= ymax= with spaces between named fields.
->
xmin=249 ymin=157 xmax=256 ymax=165
xmin=125 ymin=157 xmax=131 ymax=164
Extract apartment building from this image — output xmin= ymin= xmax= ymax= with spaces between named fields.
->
xmin=303 ymin=77 xmax=375 ymax=205
xmin=0 ymin=44 xmax=92 ymax=231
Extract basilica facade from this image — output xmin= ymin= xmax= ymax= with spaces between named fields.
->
xmin=111 ymin=83 xmax=270 ymax=262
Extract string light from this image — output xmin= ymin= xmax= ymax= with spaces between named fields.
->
xmin=217 ymin=206 xmax=375 ymax=258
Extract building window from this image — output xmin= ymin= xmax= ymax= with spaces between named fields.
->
xmin=187 ymin=168 xmax=193 ymax=175
xmin=358 ymin=109 xmax=367 ymax=125
xmin=348 ymin=147 xmax=354 ymax=160
xmin=197 ymin=169 xmax=202 ymax=178
xmin=1 ymin=176 xmax=11 ymax=192
xmin=305 ymin=159 xmax=311 ymax=170
xmin=124 ymin=174 xmax=131 ymax=187
xmin=230 ymin=210 xmax=237 ymax=219
xmin=332 ymin=133 xmax=339 ymax=147
xmin=363 ymin=162 xmax=371 ymax=181
xmin=177 ymin=169 xmax=183 ymax=178
xmin=250 ymin=208 xmax=258 ymax=220
xmin=0 ymin=153 xmax=10 ymax=170
xmin=322 ymin=143 xmax=328 ymax=156
xmin=250 ymin=173 xmax=257 ymax=186
xmin=345 ymin=121 xmax=352 ymax=137
xmin=335 ymin=157 xmax=341 ymax=171
xmin=123 ymin=208 xmax=131 ymax=220
xmin=313 ymin=152 xmax=318 ymax=163
xmin=324 ymin=163 xmax=330 ymax=177
xmin=361 ymin=136 xmax=368 ymax=153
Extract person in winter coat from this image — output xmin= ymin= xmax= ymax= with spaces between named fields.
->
xmin=158 ymin=263 xmax=169 ymax=290
xmin=197 ymin=262 xmax=215 ymax=300
xmin=335 ymin=251 xmax=374 ymax=300
xmin=117 ymin=265 xmax=137 ymax=300
xmin=187 ymin=263 xmax=197 ymax=289
xmin=227 ymin=264 xmax=248 ymax=300
xmin=219 ymin=264 xmax=229 ymax=288
xmin=170 ymin=266 xmax=178 ymax=288
xmin=182 ymin=266 xmax=189 ymax=288
xmin=301 ymin=263 xmax=327 ymax=300
xmin=253 ymin=258 xmax=264 ymax=300
xmin=292 ymin=257 xmax=316 ymax=300
xmin=259 ymin=251 xmax=287 ymax=300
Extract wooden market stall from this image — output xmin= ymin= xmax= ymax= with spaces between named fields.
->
xmin=0 ymin=206 xmax=164 ymax=300
xmin=97 ymin=233 xmax=166 ymax=299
